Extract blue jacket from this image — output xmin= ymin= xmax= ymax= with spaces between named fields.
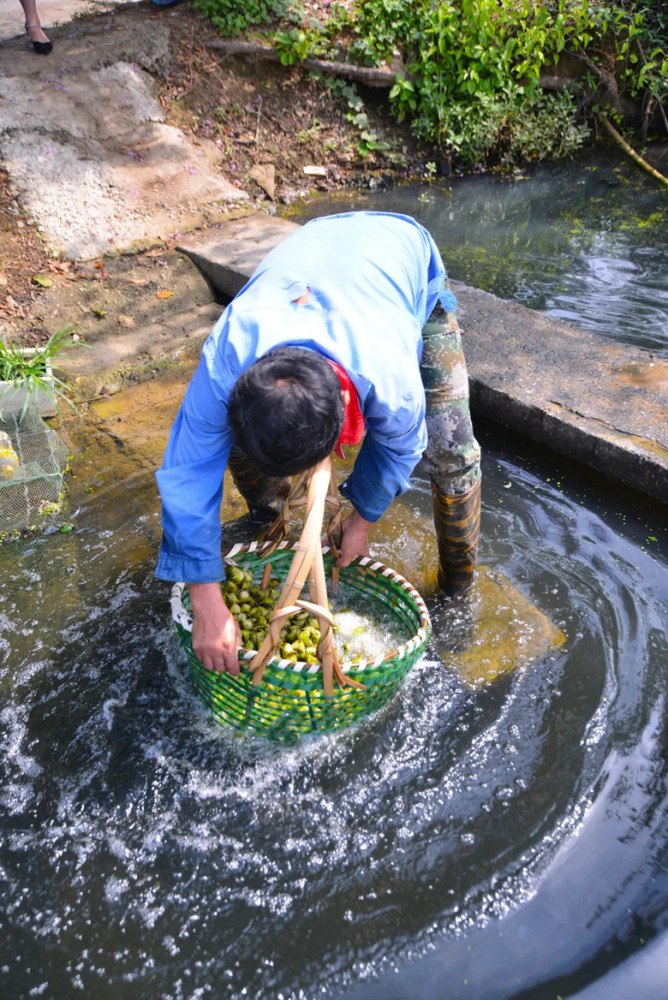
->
xmin=156 ymin=211 xmax=451 ymax=583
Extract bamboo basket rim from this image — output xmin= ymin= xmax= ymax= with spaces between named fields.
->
xmin=170 ymin=539 xmax=431 ymax=677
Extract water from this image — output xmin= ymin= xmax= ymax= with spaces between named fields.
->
xmin=294 ymin=146 xmax=668 ymax=355
xmin=1 ymin=425 xmax=666 ymax=1000
xmin=1 ymin=151 xmax=667 ymax=997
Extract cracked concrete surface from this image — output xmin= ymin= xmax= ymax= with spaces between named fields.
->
xmin=0 ymin=14 xmax=247 ymax=259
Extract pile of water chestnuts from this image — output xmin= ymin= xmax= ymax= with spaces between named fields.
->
xmin=221 ymin=565 xmax=323 ymax=664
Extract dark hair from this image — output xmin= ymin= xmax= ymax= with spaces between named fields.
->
xmin=228 ymin=346 xmax=344 ymax=476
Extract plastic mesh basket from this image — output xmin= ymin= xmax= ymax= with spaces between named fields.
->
xmin=0 ymin=410 xmax=68 ymax=538
xmin=171 ymin=541 xmax=431 ymax=743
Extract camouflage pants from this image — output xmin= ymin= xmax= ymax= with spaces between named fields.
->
xmin=419 ymin=303 xmax=481 ymax=495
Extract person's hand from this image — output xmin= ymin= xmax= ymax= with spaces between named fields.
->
xmin=337 ymin=509 xmax=373 ymax=567
xmin=189 ymin=582 xmax=242 ymax=674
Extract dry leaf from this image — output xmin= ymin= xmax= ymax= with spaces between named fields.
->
xmin=156 ymin=289 xmax=173 ymax=299
xmin=118 ymin=314 xmax=136 ymax=328
xmin=32 ymin=274 xmax=54 ymax=288
xmin=128 ymin=277 xmax=148 ymax=286
xmin=93 ymin=261 xmax=104 ymax=269
xmin=0 ymin=273 xmax=7 ymax=287
xmin=91 ymin=307 xmax=107 ymax=318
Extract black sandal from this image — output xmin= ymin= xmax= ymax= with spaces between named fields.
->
xmin=25 ymin=22 xmax=53 ymax=55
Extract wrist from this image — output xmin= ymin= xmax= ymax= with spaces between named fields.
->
xmin=347 ymin=508 xmax=373 ymax=531
xmin=189 ymin=582 xmax=227 ymax=616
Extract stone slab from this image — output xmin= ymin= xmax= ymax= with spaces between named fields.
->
xmin=453 ymin=280 xmax=668 ymax=504
xmin=0 ymin=0 xmax=95 ymax=42
xmin=0 ymin=3 xmax=167 ymax=70
xmin=178 ymin=216 xmax=668 ymax=505
xmin=178 ymin=215 xmax=299 ymax=298
xmin=0 ymin=0 xmax=148 ymax=44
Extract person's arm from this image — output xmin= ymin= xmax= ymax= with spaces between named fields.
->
xmin=155 ymin=353 xmax=235 ymax=583
xmin=156 ymin=350 xmax=246 ymax=673
xmin=340 ymin=378 xmax=427 ymax=526
xmin=337 ymin=399 xmax=426 ymax=570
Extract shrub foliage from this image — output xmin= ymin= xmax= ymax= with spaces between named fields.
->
xmin=192 ymin=0 xmax=668 ymax=169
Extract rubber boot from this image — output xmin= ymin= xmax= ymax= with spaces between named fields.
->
xmin=227 ymin=445 xmax=291 ymax=524
xmin=431 ymin=478 xmax=481 ymax=596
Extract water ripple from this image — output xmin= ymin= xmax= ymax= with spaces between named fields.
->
xmin=0 ymin=452 xmax=666 ymax=1000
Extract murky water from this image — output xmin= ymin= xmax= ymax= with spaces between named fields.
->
xmin=1 ymin=421 xmax=666 ymax=999
xmin=295 ymin=145 xmax=668 ymax=355
xmin=1 ymin=151 xmax=667 ymax=997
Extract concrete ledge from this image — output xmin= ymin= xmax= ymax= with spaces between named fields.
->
xmin=452 ymin=280 xmax=668 ymax=502
xmin=177 ymin=216 xmax=668 ymax=505
xmin=178 ymin=215 xmax=298 ymax=298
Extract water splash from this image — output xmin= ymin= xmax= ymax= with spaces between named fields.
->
xmin=0 ymin=441 xmax=666 ymax=1000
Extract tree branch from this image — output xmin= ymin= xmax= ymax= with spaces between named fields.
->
xmin=205 ymin=39 xmax=398 ymax=87
xmin=600 ymin=114 xmax=668 ymax=188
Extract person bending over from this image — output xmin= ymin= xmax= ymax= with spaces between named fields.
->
xmin=156 ymin=211 xmax=481 ymax=674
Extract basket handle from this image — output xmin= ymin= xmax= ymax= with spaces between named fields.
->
xmin=248 ymin=459 xmax=331 ymax=685
xmin=247 ymin=458 xmax=364 ymax=694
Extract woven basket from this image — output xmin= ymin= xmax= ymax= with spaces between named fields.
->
xmin=171 ymin=540 xmax=430 ymax=743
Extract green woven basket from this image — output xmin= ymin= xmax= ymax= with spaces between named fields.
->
xmin=171 ymin=540 xmax=431 ymax=743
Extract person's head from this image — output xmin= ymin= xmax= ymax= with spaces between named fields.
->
xmin=228 ymin=346 xmax=344 ymax=477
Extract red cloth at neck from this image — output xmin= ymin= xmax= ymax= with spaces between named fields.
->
xmin=326 ymin=359 xmax=365 ymax=459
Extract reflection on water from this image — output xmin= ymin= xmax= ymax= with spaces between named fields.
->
xmin=294 ymin=147 xmax=668 ymax=354
xmin=1 ymin=431 xmax=666 ymax=1000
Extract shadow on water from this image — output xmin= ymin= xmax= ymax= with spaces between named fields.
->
xmin=0 ymin=417 xmax=666 ymax=1000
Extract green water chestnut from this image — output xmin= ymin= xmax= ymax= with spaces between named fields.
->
xmin=220 ymin=570 xmax=322 ymax=661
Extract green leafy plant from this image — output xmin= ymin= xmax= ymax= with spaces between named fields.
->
xmin=193 ymin=0 xmax=287 ymax=36
xmin=296 ymin=120 xmax=323 ymax=144
xmin=274 ymin=28 xmax=313 ymax=64
xmin=345 ymin=91 xmax=391 ymax=157
xmin=274 ymin=5 xmax=354 ymax=64
xmin=349 ymin=0 xmax=665 ymax=167
xmin=350 ymin=0 xmax=424 ymax=66
xmin=0 ymin=326 xmax=87 ymax=420
xmin=194 ymin=0 xmax=667 ymax=171
xmin=313 ymin=76 xmax=395 ymax=160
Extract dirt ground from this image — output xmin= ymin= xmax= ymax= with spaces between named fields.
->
xmin=158 ymin=4 xmax=420 ymax=192
xmin=0 ymin=169 xmax=55 ymax=339
xmin=0 ymin=2 xmax=427 ymax=344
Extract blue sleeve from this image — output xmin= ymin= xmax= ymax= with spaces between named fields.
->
xmin=155 ymin=354 xmax=234 ymax=583
xmin=339 ymin=378 xmax=427 ymax=522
